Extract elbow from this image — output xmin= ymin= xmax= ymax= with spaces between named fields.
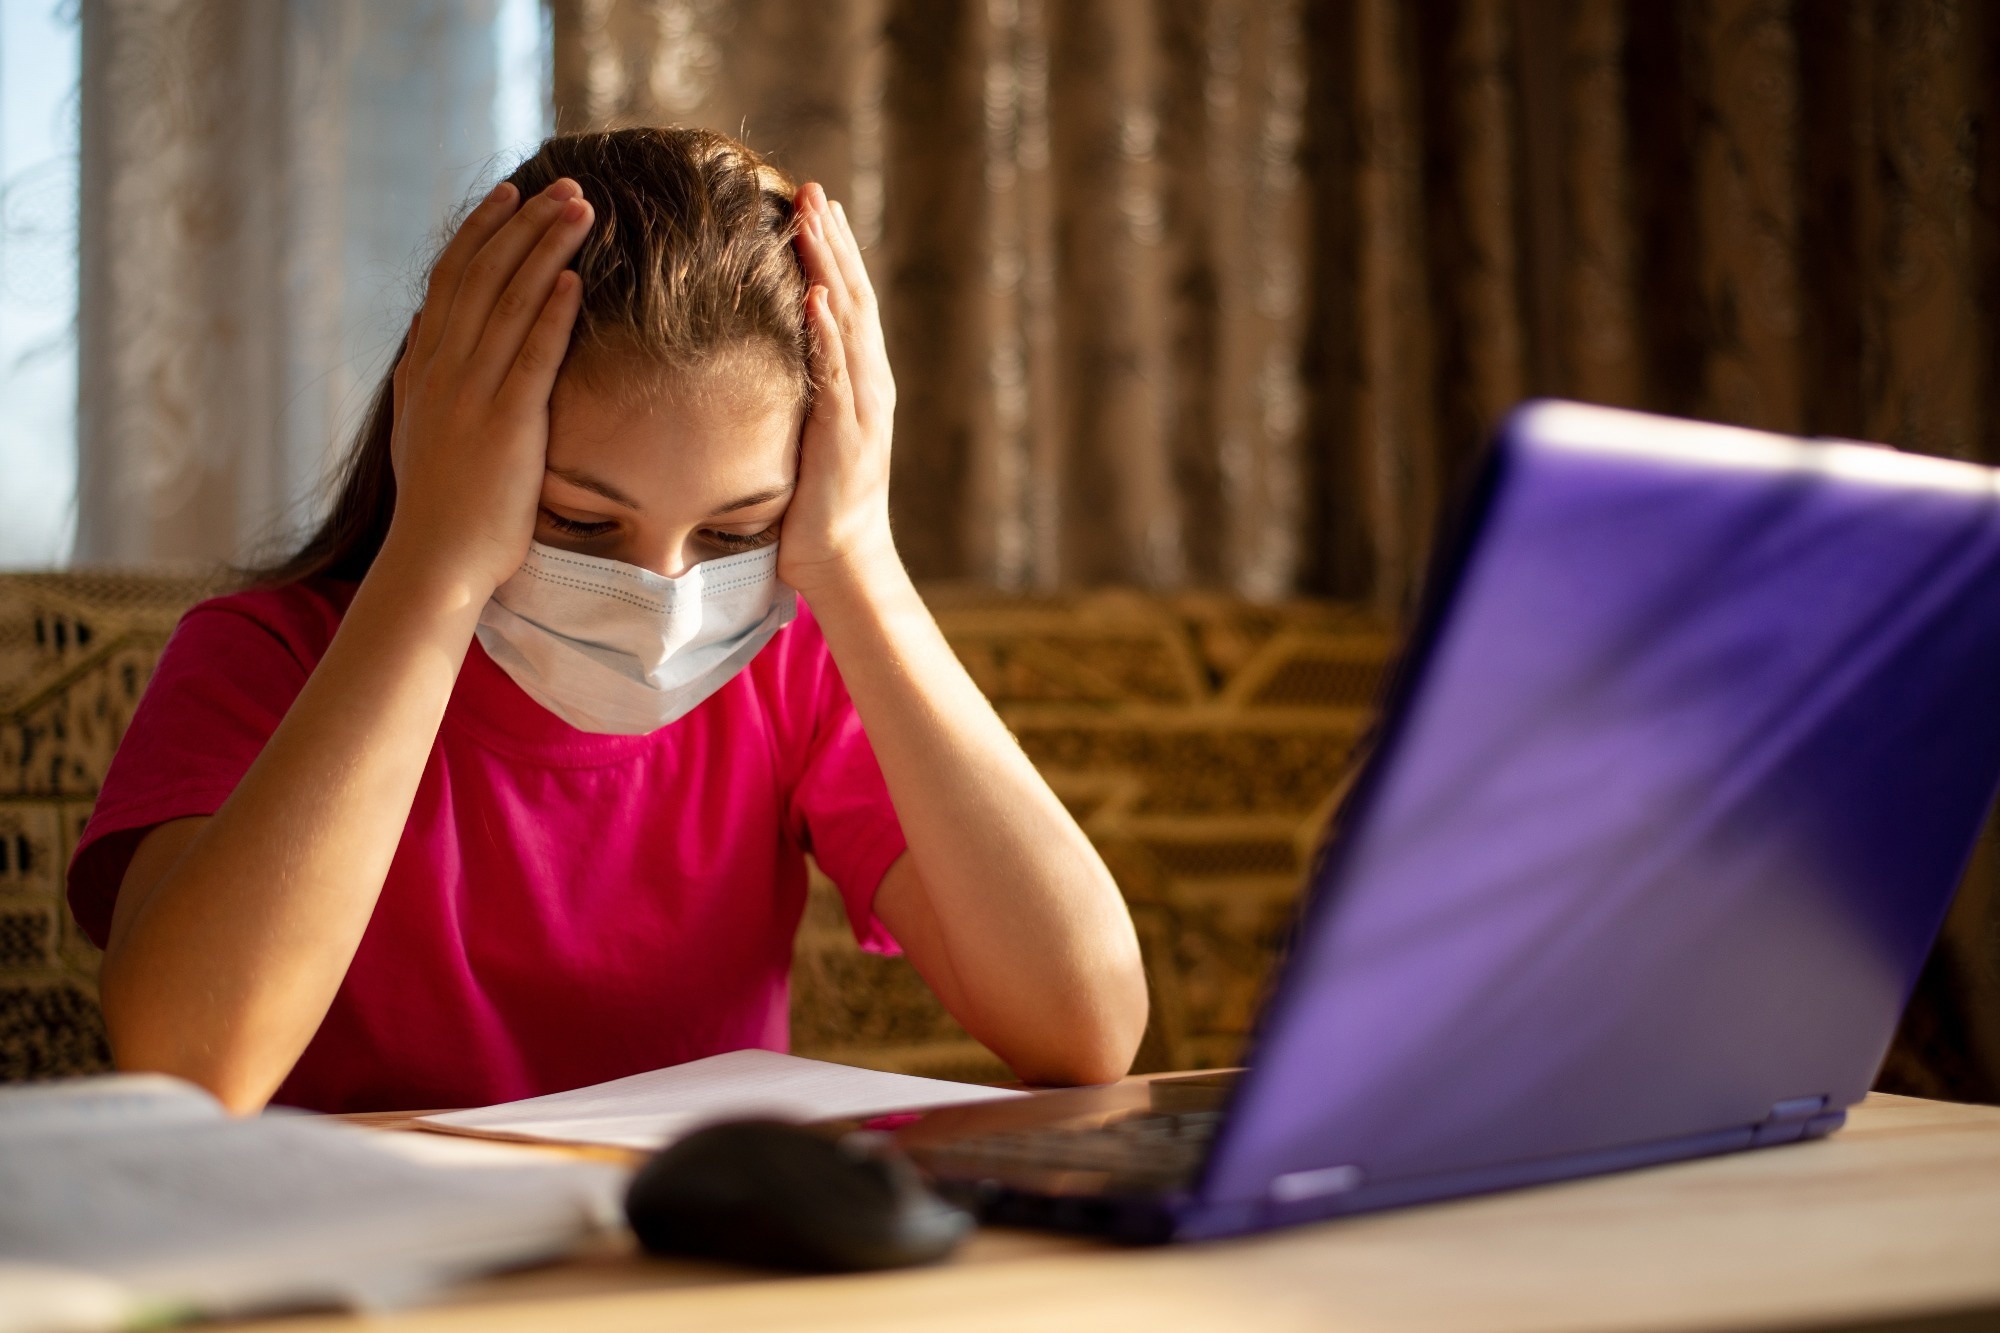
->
xmin=1019 ymin=1047 xmax=1136 ymax=1089
xmin=106 ymin=1030 xmax=276 ymax=1116
xmin=1010 ymin=952 xmax=1151 ymax=1087
xmin=1010 ymin=1021 xmax=1142 ymax=1087
xmin=100 ymin=968 xmax=276 ymax=1115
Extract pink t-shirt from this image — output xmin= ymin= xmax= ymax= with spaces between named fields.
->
xmin=67 ymin=580 xmax=906 ymax=1113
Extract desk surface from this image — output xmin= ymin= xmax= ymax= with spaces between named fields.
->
xmin=247 ymin=1091 xmax=2000 ymax=1333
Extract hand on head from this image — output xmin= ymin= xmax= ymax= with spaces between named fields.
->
xmin=781 ymin=182 xmax=900 ymax=598
xmin=374 ymin=169 xmax=899 ymax=605
xmin=384 ymin=178 xmax=594 ymax=598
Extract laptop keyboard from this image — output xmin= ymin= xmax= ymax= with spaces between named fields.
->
xmin=919 ymin=1109 xmax=1224 ymax=1190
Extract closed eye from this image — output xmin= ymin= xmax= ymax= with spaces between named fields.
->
xmin=702 ymin=527 xmax=778 ymax=552
xmin=540 ymin=509 xmax=617 ymax=538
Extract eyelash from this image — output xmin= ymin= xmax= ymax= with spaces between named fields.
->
xmin=537 ymin=510 xmax=777 ymax=550
xmin=540 ymin=510 xmax=616 ymax=538
xmin=704 ymin=527 xmax=778 ymax=551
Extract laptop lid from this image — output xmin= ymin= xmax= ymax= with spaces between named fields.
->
xmin=1193 ymin=401 xmax=2000 ymax=1222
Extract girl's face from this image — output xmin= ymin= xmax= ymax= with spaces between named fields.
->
xmin=537 ymin=361 xmax=802 ymax=578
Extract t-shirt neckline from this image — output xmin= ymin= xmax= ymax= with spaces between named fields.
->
xmin=445 ymin=637 xmax=673 ymax=766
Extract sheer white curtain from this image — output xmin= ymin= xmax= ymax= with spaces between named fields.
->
xmin=75 ymin=0 xmax=543 ymax=567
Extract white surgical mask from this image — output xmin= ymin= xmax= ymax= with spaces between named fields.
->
xmin=475 ymin=541 xmax=796 ymax=734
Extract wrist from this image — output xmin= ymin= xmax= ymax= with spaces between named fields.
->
xmin=366 ymin=526 xmax=503 ymax=624
xmin=786 ymin=534 xmax=912 ymax=621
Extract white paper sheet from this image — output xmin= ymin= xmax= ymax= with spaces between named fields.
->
xmin=417 ymin=1049 xmax=1027 ymax=1150
xmin=0 ymin=1075 xmax=624 ymax=1332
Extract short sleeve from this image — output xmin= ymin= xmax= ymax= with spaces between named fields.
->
xmin=66 ymin=595 xmax=323 ymax=947
xmin=782 ymin=618 xmax=907 ymax=956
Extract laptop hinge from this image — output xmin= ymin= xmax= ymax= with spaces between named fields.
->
xmin=1751 ymin=1095 xmax=1829 ymax=1146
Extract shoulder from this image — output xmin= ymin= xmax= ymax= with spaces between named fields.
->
xmin=137 ymin=578 xmax=356 ymax=723
xmin=167 ymin=578 xmax=356 ymax=673
xmin=68 ymin=580 xmax=358 ymax=943
xmin=134 ymin=577 xmax=358 ymax=729
xmin=729 ymin=598 xmax=861 ymax=754
xmin=745 ymin=598 xmax=841 ymax=700
xmin=748 ymin=596 xmax=830 ymax=672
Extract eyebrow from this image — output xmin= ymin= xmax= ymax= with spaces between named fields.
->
xmin=710 ymin=483 xmax=796 ymax=516
xmin=546 ymin=465 xmax=642 ymax=509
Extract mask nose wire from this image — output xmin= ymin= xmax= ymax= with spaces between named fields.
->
xmin=631 ymin=531 xmax=702 ymax=581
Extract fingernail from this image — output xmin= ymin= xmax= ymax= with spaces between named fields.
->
xmin=548 ymin=178 xmax=582 ymax=201
xmin=562 ymin=197 xmax=589 ymax=222
xmin=489 ymin=181 xmax=515 ymax=203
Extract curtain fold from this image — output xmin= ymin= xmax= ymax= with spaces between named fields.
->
xmin=76 ymin=0 xmax=507 ymax=566
xmin=551 ymin=0 xmax=2000 ymax=1101
xmin=551 ymin=0 xmax=2000 ymax=607
xmin=555 ymin=0 xmax=1315 ymax=595
xmin=71 ymin=2 xmax=2000 ymax=589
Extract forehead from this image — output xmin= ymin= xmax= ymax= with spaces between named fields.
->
xmin=546 ymin=359 xmax=801 ymax=497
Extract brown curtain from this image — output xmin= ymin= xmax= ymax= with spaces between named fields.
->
xmin=550 ymin=0 xmax=2000 ymax=1098
xmin=553 ymin=0 xmax=1312 ymax=599
xmin=549 ymin=0 xmax=2000 ymax=608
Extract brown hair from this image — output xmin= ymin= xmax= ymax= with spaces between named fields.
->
xmin=257 ymin=126 xmax=807 ymax=586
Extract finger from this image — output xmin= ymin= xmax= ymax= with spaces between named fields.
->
xmin=495 ymin=270 xmax=584 ymax=419
xmin=793 ymin=180 xmax=829 ymax=225
xmin=799 ymin=203 xmax=889 ymax=397
xmin=800 ymin=198 xmax=879 ymax=350
xmin=825 ymin=199 xmax=891 ymax=371
xmin=824 ymin=200 xmax=878 ymax=312
xmin=806 ymin=285 xmax=851 ymax=419
xmin=415 ymin=182 xmax=522 ymax=364
xmin=467 ymin=196 xmax=594 ymax=396
xmin=795 ymin=209 xmax=860 ymax=334
xmin=792 ymin=192 xmax=840 ymax=290
xmin=436 ymin=178 xmax=586 ymax=366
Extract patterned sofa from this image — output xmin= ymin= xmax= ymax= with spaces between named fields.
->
xmin=0 ymin=572 xmax=1391 ymax=1086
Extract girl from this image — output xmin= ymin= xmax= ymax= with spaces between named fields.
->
xmin=67 ymin=128 xmax=1148 ymax=1114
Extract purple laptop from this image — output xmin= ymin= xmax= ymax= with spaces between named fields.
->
xmin=850 ymin=401 xmax=2000 ymax=1242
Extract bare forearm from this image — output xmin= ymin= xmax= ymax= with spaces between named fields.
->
xmin=100 ymin=181 xmax=592 ymax=1111
xmin=782 ymin=186 xmax=1141 ymax=1080
xmin=806 ymin=553 xmax=1147 ymax=1083
xmin=99 ymin=544 xmax=483 ymax=1110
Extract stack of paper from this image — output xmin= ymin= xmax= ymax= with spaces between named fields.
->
xmin=419 ymin=1048 xmax=1027 ymax=1151
xmin=0 ymin=1075 xmax=622 ymax=1333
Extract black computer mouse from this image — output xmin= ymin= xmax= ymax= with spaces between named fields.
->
xmin=625 ymin=1119 xmax=975 ymax=1272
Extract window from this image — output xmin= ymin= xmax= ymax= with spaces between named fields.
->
xmin=0 ymin=0 xmax=550 ymax=570
xmin=0 ymin=2 xmax=79 ymax=568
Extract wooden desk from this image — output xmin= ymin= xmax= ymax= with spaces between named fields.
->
xmin=245 ymin=1092 xmax=2000 ymax=1333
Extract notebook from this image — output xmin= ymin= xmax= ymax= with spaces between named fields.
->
xmin=0 ymin=1074 xmax=623 ymax=1331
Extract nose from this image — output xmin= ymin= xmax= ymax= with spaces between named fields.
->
xmin=631 ymin=531 xmax=699 ymax=580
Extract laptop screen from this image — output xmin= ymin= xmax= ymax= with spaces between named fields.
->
xmin=1201 ymin=402 xmax=2000 ymax=1210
